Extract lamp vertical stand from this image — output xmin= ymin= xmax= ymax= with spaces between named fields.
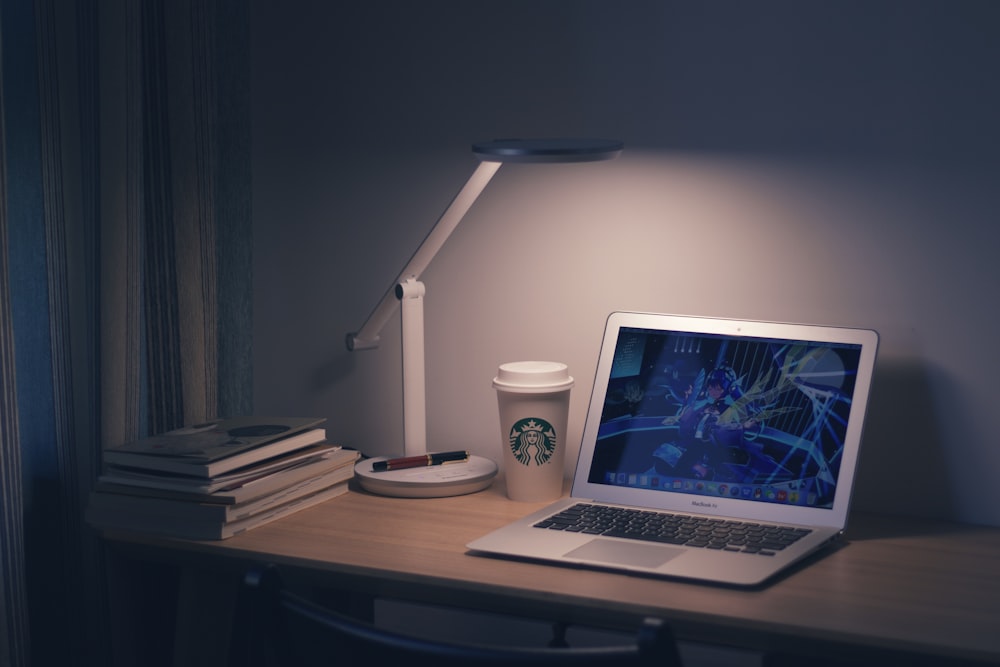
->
xmin=398 ymin=278 xmax=426 ymax=456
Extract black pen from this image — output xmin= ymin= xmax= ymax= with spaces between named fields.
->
xmin=371 ymin=450 xmax=470 ymax=472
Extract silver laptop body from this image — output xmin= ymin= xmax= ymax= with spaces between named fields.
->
xmin=468 ymin=312 xmax=879 ymax=586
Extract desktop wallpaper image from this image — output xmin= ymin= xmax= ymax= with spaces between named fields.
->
xmin=588 ymin=328 xmax=863 ymax=510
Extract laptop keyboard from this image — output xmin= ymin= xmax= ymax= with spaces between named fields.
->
xmin=533 ymin=503 xmax=812 ymax=557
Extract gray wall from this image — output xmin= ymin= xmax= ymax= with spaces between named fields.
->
xmin=251 ymin=1 xmax=1000 ymax=526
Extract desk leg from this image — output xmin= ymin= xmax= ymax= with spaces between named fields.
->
xmin=105 ymin=547 xmax=177 ymax=667
xmin=171 ymin=567 xmax=240 ymax=667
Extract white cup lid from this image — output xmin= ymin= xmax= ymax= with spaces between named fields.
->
xmin=493 ymin=361 xmax=574 ymax=393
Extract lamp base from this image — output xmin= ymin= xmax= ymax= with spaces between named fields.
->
xmin=354 ymin=454 xmax=498 ymax=498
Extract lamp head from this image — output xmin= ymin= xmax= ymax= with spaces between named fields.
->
xmin=472 ymin=138 xmax=623 ymax=164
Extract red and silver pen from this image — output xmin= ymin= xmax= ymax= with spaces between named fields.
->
xmin=371 ymin=450 xmax=469 ymax=472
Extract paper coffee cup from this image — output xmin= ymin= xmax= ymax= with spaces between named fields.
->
xmin=493 ymin=361 xmax=573 ymax=502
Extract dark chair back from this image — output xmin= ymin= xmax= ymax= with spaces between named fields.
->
xmin=238 ymin=564 xmax=683 ymax=667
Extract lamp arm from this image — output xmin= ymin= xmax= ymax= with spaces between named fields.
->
xmin=346 ymin=159 xmax=502 ymax=351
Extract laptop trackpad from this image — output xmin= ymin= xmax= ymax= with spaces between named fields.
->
xmin=564 ymin=538 xmax=683 ymax=569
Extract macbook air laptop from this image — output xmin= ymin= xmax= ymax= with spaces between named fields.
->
xmin=467 ymin=311 xmax=879 ymax=586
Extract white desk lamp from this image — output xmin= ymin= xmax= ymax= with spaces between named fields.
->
xmin=348 ymin=139 xmax=623 ymax=497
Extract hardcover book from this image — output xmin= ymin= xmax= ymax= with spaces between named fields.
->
xmin=103 ymin=417 xmax=328 ymax=478
xmin=105 ymin=416 xmax=325 ymax=459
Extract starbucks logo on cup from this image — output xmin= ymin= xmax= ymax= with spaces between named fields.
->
xmin=508 ymin=418 xmax=557 ymax=466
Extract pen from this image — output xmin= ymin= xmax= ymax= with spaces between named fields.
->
xmin=371 ymin=450 xmax=469 ymax=472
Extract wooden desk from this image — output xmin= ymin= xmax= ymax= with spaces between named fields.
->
xmin=104 ymin=480 xmax=1000 ymax=666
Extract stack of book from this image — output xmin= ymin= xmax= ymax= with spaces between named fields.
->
xmin=87 ymin=416 xmax=359 ymax=540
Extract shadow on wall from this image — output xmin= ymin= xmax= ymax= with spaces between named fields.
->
xmin=852 ymin=356 xmax=954 ymax=520
xmin=309 ymin=348 xmax=359 ymax=393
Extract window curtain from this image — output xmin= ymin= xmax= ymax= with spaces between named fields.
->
xmin=0 ymin=0 xmax=251 ymax=664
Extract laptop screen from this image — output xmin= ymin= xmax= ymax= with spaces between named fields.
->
xmin=585 ymin=325 xmax=865 ymax=511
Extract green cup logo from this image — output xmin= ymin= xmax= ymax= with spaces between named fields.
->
xmin=508 ymin=418 xmax=557 ymax=466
